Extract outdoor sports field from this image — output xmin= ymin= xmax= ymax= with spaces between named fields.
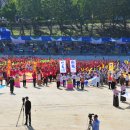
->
xmin=0 ymin=82 xmax=130 ymax=130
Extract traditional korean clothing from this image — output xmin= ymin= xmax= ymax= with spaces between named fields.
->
xmin=15 ymin=75 xmax=20 ymax=88
xmin=120 ymin=85 xmax=126 ymax=102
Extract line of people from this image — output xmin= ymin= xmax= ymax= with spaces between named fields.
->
xmin=56 ymin=73 xmax=100 ymax=90
xmin=7 ymin=71 xmax=56 ymax=94
xmin=108 ymin=72 xmax=129 ymax=90
xmin=107 ymin=72 xmax=128 ymax=108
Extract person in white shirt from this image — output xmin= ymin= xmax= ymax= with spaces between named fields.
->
xmin=62 ymin=74 xmax=66 ymax=87
xmin=116 ymin=71 xmax=121 ymax=83
xmin=72 ymin=73 xmax=76 ymax=87
xmin=76 ymin=75 xmax=80 ymax=89
xmin=114 ymin=73 xmax=118 ymax=81
xmin=96 ymin=75 xmax=100 ymax=87
xmin=60 ymin=74 xmax=64 ymax=87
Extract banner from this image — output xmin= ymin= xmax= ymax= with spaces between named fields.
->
xmin=0 ymin=85 xmax=6 ymax=89
xmin=84 ymin=76 xmax=97 ymax=86
xmin=109 ymin=62 xmax=114 ymax=71
xmin=59 ymin=60 xmax=66 ymax=73
xmin=33 ymin=61 xmax=37 ymax=72
xmin=124 ymin=60 xmax=129 ymax=65
xmin=40 ymin=60 xmax=50 ymax=63
xmin=70 ymin=60 xmax=76 ymax=73
xmin=7 ymin=60 xmax=11 ymax=76
xmin=88 ymin=77 xmax=97 ymax=86
xmin=122 ymin=92 xmax=130 ymax=99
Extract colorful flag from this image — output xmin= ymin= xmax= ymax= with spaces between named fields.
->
xmin=109 ymin=62 xmax=114 ymax=71
xmin=124 ymin=60 xmax=129 ymax=65
xmin=33 ymin=61 xmax=37 ymax=72
xmin=0 ymin=85 xmax=6 ymax=89
xmin=102 ymin=63 xmax=104 ymax=68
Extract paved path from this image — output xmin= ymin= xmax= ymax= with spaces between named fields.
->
xmin=0 ymin=82 xmax=130 ymax=130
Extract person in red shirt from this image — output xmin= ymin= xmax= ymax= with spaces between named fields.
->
xmin=43 ymin=73 xmax=48 ymax=86
xmin=108 ymin=73 xmax=113 ymax=89
xmin=49 ymin=71 xmax=53 ymax=83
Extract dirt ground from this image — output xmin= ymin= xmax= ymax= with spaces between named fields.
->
xmin=0 ymin=82 xmax=130 ymax=130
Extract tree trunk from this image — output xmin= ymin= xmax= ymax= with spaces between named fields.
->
xmin=19 ymin=24 xmax=25 ymax=36
xmin=30 ymin=26 xmax=32 ymax=36
xmin=80 ymin=22 xmax=83 ymax=35
xmin=10 ymin=24 xmax=14 ymax=35
xmin=123 ymin=17 xmax=127 ymax=36
xmin=47 ymin=24 xmax=53 ymax=35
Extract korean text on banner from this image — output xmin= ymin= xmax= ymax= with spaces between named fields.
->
xmin=70 ymin=60 xmax=76 ymax=73
xmin=59 ymin=60 xmax=66 ymax=73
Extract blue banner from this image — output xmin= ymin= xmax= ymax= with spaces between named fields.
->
xmin=0 ymin=85 xmax=6 ymax=89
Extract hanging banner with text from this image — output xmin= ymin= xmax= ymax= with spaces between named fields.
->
xmin=59 ymin=60 xmax=66 ymax=73
xmin=70 ymin=60 xmax=76 ymax=73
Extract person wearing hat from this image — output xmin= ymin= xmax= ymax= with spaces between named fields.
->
xmin=92 ymin=115 xmax=100 ymax=130
xmin=24 ymin=97 xmax=31 ymax=126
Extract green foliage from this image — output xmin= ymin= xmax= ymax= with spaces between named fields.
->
xmin=1 ymin=0 xmax=17 ymax=21
xmin=0 ymin=0 xmax=130 ymax=37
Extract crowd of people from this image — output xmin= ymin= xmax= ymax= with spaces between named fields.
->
xmin=0 ymin=57 xmax=129 ymax=108
xmin=0 ymin=41 xmax=130 ymax=55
